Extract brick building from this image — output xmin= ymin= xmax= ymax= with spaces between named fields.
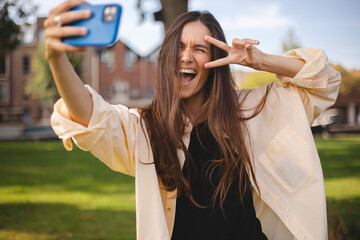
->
xmin=0 ymin=41 xmax=39 ymax=122
xmin=97 ymin=41 xmax=158 ymax=106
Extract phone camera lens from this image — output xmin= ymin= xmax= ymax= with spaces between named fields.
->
xmin=104 ymin=6 xmax=117 ymax=22
xmin=111 ymin=7 xmax=117 ymax=14
xmin=104 ymin=7 xmax=111 ymax=15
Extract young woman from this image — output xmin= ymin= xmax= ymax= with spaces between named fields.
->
xmin=45 ymin=1 xmax=341 ymax=239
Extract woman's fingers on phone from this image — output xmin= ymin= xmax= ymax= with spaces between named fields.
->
xmin=46 ymin=26 xmax=87 ymax=39
xmin=46 ymin=38 xmax=86 ymax=53
xmin=49 ymin=0 xmax=88 ymax=16
xmin=59 ymin=9 xmax=92 ymax=26
xmin=45 ymin=0 xmax=90 ymax=27
xmin=45 ymin=9 xmax=91 ymax=28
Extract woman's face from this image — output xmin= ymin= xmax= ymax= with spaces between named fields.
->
xmin=176 ymin=21 xmax=212 ymax=101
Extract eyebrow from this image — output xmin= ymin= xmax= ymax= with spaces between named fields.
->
xmin=180 ymin=42 xmax=209 ymax=50
xmin=193 ymin=44 xmax=209 ymax=50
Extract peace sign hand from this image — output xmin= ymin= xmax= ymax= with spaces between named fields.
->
xmin=204 ymin=36 xmax=263 ymax=70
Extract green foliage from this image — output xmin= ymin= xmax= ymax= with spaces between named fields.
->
xmin=282 ymin=28 xmax=301 ymax=52
xmin=26 ymin=42 xmax=84 ymax=104
xmin=0 ymin=0 xmax=37 ymax=56
xmin=330 ymin=64 xmax=360 ymax=96
xmin=240 ymin=71 xmax=280 ymax=89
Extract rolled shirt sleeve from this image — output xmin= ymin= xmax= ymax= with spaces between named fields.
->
xmin=51 ymin=85 xmax=137 ymax=176
xmin=277 ymin=48 xmax=341 ymax=124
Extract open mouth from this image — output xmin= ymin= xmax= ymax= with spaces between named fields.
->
xmin=179 ymin=69 xmax=197 ymax=84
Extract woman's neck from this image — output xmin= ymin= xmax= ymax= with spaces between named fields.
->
xmin=183 ymin=91 xmax=206 ymax=125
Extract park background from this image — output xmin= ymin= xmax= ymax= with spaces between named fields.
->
xmin=1 ymin=0 xmax=359 ymax=239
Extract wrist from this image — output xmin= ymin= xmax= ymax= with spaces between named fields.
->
xmin=46 ymin=50 xmax=66 ymax=63
xmin=48 ymin=52 xmax=68 ymax=68
xmin=253 ymin=52 xmax=305 ymax=77
xmin=254 ymin=52 xmax=270 ymax=71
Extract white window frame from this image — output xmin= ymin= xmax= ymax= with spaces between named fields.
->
xmin=111 ymin=81 xmax=130 ymax=103
xmin=0 ymin=83 xmax=9 ymax=104
xmin=100 ymin=49 xmax=115 ymax=72
xmin=124 ymin=48 xmax=137 ymax=72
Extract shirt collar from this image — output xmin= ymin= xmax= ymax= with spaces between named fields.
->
xmin=183 ymin=114 xmax=193 ymax=134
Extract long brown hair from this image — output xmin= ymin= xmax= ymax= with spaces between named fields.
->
xmin=140 ymin=11 xmax=271 ymax=209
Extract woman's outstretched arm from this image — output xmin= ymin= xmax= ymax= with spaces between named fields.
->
xmin=204 ymin=36 xmax=305 ymax=78
xmin=45 ymin=0 xmax=92 ymax=126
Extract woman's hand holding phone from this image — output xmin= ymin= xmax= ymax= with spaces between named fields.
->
xmin=44 ymin=0 xmax=91 ymax=62
xmin=44 ymin=0 xmax=94 ymax=127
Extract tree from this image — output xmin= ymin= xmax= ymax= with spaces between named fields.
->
xmin=331 ymin=64 xmax=360 ymax=97
xmin=137 ymin=0 xmax=188 ymax=32
xmin=0 ymin=0 xmax=37 ymax=56
xmin=236 ymin=71 xmax=279 ymax=90
xmin=26 ymin=42 xmax=83 ymax=104
xmin=281 ymin=28 xmax=301 ymax=52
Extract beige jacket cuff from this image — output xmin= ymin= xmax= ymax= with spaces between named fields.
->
xmin=278 ymin=48 xmax=329 ymax=89
xmin=51 ymin=85 xmax=111 ymax=151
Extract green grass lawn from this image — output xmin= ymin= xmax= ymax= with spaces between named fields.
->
xmin=0 ymin=136 xmax=359 ymax=239
xmin=0 ymin=140 xmax=136 ymax=240
xmin=315 ymin=135 xmax=360 ymax=239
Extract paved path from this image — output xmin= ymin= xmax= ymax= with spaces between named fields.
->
xmin=0 ymin=124 xmax=57 ymax=141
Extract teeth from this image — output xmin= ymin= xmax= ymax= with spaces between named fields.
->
xmin=180 ymin=69 xmax=197 ymax=74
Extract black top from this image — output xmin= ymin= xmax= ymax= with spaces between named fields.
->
xmin=171 ymin=122 xmax=267 ymax=240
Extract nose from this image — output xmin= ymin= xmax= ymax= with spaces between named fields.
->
xmin=180 ymin=48 xmax=193 ymax=64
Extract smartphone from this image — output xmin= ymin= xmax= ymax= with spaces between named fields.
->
xmin=62 ymin=4 xmax=122 ymax=46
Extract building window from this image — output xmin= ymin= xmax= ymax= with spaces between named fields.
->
xmin=0 ymin=55 xmax=6 ymax=74
xmin=124 ymin=48 xmax=137 ymax=71
xmin=23 ymin=55 xmax=31 ymax=74
xmin=38 ymin=29 xmax=45 ymax=42
xmin=111 ymin=81 xmax=130 ymax=103
xmin=0 ymin=83 xmax=8 ymax=103
xmin=99 ymin=48 xmax=115 ymax=72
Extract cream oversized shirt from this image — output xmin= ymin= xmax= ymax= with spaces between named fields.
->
xmin=51 ymin=48 xmax=341 ymax=240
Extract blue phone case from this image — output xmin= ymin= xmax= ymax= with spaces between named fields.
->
xmin=62 ymin=4 xmax=122 ymax=46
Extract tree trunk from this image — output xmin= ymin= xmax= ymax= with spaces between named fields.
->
xmin=159 ymin=0 xmax=188 ymax=32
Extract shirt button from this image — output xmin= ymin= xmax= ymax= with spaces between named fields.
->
xmin=284 ymin=213 xmax=289 ymax=218
xmin=167 ymin=208 xmax=171 ymax=211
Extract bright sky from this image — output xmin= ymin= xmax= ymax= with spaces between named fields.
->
xmin=32 ymin=0 xmax=360 ymax=70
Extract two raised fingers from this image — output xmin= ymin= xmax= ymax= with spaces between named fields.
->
xmin=232 ymin=38 xmax=259 ymax=48
xmin=204 ymin=36 xmax=232 ymax=52
xmin=204 ymin=56 xmax=232 ymax=69
xmin=203 ymin=36 xmax=232 ymax=68
xmin=204 ymin=36 xmax=232 ymax=68
xmin=204 ymin=36 xmax=259 ymax=52
xmin=204 ymin=36 xmax=260 ymax=68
